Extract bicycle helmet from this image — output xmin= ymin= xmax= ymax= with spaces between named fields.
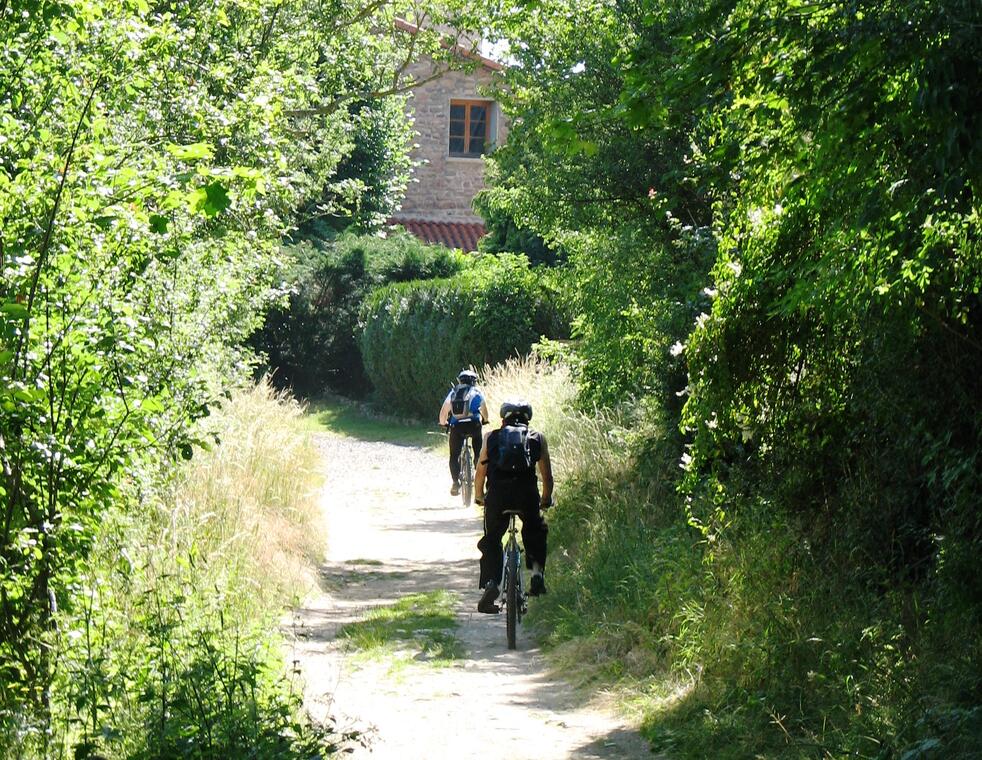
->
xmin=499 ymin=398 xmax=532 ymax=423
xmin=457 ymin=369 xmax=478 ymax=385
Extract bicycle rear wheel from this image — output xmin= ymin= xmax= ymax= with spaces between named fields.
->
xmin=460 ymin=443 xmax=473 ymax=506
xmin=506 ymin=546 xmax=518 ymax=649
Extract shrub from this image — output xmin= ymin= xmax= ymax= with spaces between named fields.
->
xmin=253 ymin=231 xmax=466 ymax=397
xmin=358 ymin=254 xmax=567 ymax=417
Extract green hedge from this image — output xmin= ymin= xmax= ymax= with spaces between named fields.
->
xmin=358 ymin=254 xmax=567 ymax=417
xmin=253 ymin=231 xmax=466 ymax=397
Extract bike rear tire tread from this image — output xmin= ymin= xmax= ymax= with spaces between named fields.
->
xmin=506 ymin=548 xmax=518 ymax=649
xmin=460 ymin=444 xmax=473 ymax=506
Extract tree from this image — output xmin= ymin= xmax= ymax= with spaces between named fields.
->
xmin=480 ymin=0 xmax=716 ymax=409
xmin=0 ymin=0 xmax=500 ymax=739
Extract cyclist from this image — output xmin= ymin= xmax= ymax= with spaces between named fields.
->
xmin=474 ymin=398 xmax=553 ymax=613
xmin=438 ymin=369 xmax=489 ymax=496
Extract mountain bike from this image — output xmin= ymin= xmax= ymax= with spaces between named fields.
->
xmin=433 ymin=424 xmax=478 ymax=506
xmin=500 ymin=510 xmax=527 ymax=649
xmin=453 ymin=419 xmax=486 ymax=507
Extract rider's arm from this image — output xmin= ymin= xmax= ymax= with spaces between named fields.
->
xmin=438 ymin=398 xmax=451 ymax=426
xmin=474 ymin=430 xmax=492 ymax=503
xmin=479 ymin=397 xmax=489 ymax=424
xmin=537 ymin=435 xmax=554 ymax=508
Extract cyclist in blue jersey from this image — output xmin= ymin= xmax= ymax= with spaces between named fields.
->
xmin=438 ymin=369 xmax=489 ymax=495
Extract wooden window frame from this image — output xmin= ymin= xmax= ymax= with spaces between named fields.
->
xmin=448 ymin=99 xmax=492 ymax=158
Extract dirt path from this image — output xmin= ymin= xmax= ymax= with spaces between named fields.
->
xmin=290 ymin=432 xmax=652 ymax=759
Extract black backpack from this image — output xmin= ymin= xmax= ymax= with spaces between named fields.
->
xmin=496 ymin=425 xmax=532 ymax=474
xmin=450 ymin=384 xmax=476 ymax=416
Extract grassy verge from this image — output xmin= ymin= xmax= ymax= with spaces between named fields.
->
xmin=478 ymin=356 xmax=982 ymax=760
xmin=29 ymin=382 xmax=352 ymax=760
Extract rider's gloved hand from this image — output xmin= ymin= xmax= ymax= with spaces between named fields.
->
xmin=475 ymin=494 xmax=485 ymax=506
xmin=540 ymin=496 xmax=553 ymax=510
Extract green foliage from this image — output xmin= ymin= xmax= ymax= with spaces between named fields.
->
xmin=0 ymin=0 xmax=505 ymax=746
xmin=480 ymin=0 xmax=716 ymax=408
xmin=673 ymin=6 xmax=982 ymax=751
xmin=54 ymin=578 xmax=349 ymax=760
xmin=358 ymin=254 xmax=567 ymax=417
xmin=299 ymin=98 xmax=414 ymax=233
xmin=484 ymin=0 xmax=981 ymax=754
xmin=253 ymin=231 xmax=467 ymax=397
xmin=1 ymin=383 xmax=344 ymax=758
xmin=474 ymin=184 xmax=562 ymax=266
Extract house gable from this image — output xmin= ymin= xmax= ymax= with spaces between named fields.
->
xmin=389 ymin=21 xmax=508 ymax=250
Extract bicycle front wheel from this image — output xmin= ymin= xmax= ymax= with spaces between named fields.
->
xmin=460 ymin=444 xmax=473 ymax=506
xmin=506 ymin=546 xmax=518 ymax=650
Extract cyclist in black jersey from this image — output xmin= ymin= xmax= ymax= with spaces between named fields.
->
xmin=474 ymin=399 xmax=553 ymax=613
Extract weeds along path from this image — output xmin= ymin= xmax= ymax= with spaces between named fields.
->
xmin=290 ymin=430 xmax=652 ymax=759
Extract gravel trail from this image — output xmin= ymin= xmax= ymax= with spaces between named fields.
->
xmin=289 ymin=432 xmax=652 ymax=759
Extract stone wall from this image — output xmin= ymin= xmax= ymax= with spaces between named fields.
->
xmin=396 ymin=59 xmax=507 ymax=223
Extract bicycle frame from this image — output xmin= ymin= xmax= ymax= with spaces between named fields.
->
xmin=500 ymin=510 xmax=527 ymax=649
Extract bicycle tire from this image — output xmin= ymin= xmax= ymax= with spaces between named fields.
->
xmin=506 ymin=545 xmax=518 ymax=649
xmin=460 ymin=443 xmax=473 ymax=506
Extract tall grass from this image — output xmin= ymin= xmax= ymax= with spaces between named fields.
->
xmin=480 ymin=358 xmax=982 ymax=759
xmin=20 ymin=380 xmax=342 ymax=760
xmin=157 ymin=380 xmax=326 ymax=611
xmin=480 ymin=354 xmax=626 ymax=485
xmin=480 ymin=354 xmax=577 ymax=453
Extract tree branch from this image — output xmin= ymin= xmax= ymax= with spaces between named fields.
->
xmin=17 ymin=74 xmax=105 ymax=380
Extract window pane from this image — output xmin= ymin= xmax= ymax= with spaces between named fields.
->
xmin=449 ymin=101 xmax=491 ymax=156
xmin=469 ymin=114 xmax=486 ymax=139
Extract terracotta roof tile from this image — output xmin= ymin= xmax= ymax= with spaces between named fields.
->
xmin=390 ymin=218 xmax=486 ymax=253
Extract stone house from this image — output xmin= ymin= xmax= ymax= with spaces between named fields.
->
xmin=389 ymin=19 xmax=507 ymax=252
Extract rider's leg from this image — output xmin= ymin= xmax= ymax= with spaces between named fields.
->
xmin=520 ymin=492 xmax=549 ymax=572
xmin=471 ymin=423 xmax=484 ymax=463
xmin=477 ymin=495 xmax=508 ymax=589
xmin=522 ymin=496 xmax=549 ymax=596
xmin=448 ymin=425 xmax=464 ymax=486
